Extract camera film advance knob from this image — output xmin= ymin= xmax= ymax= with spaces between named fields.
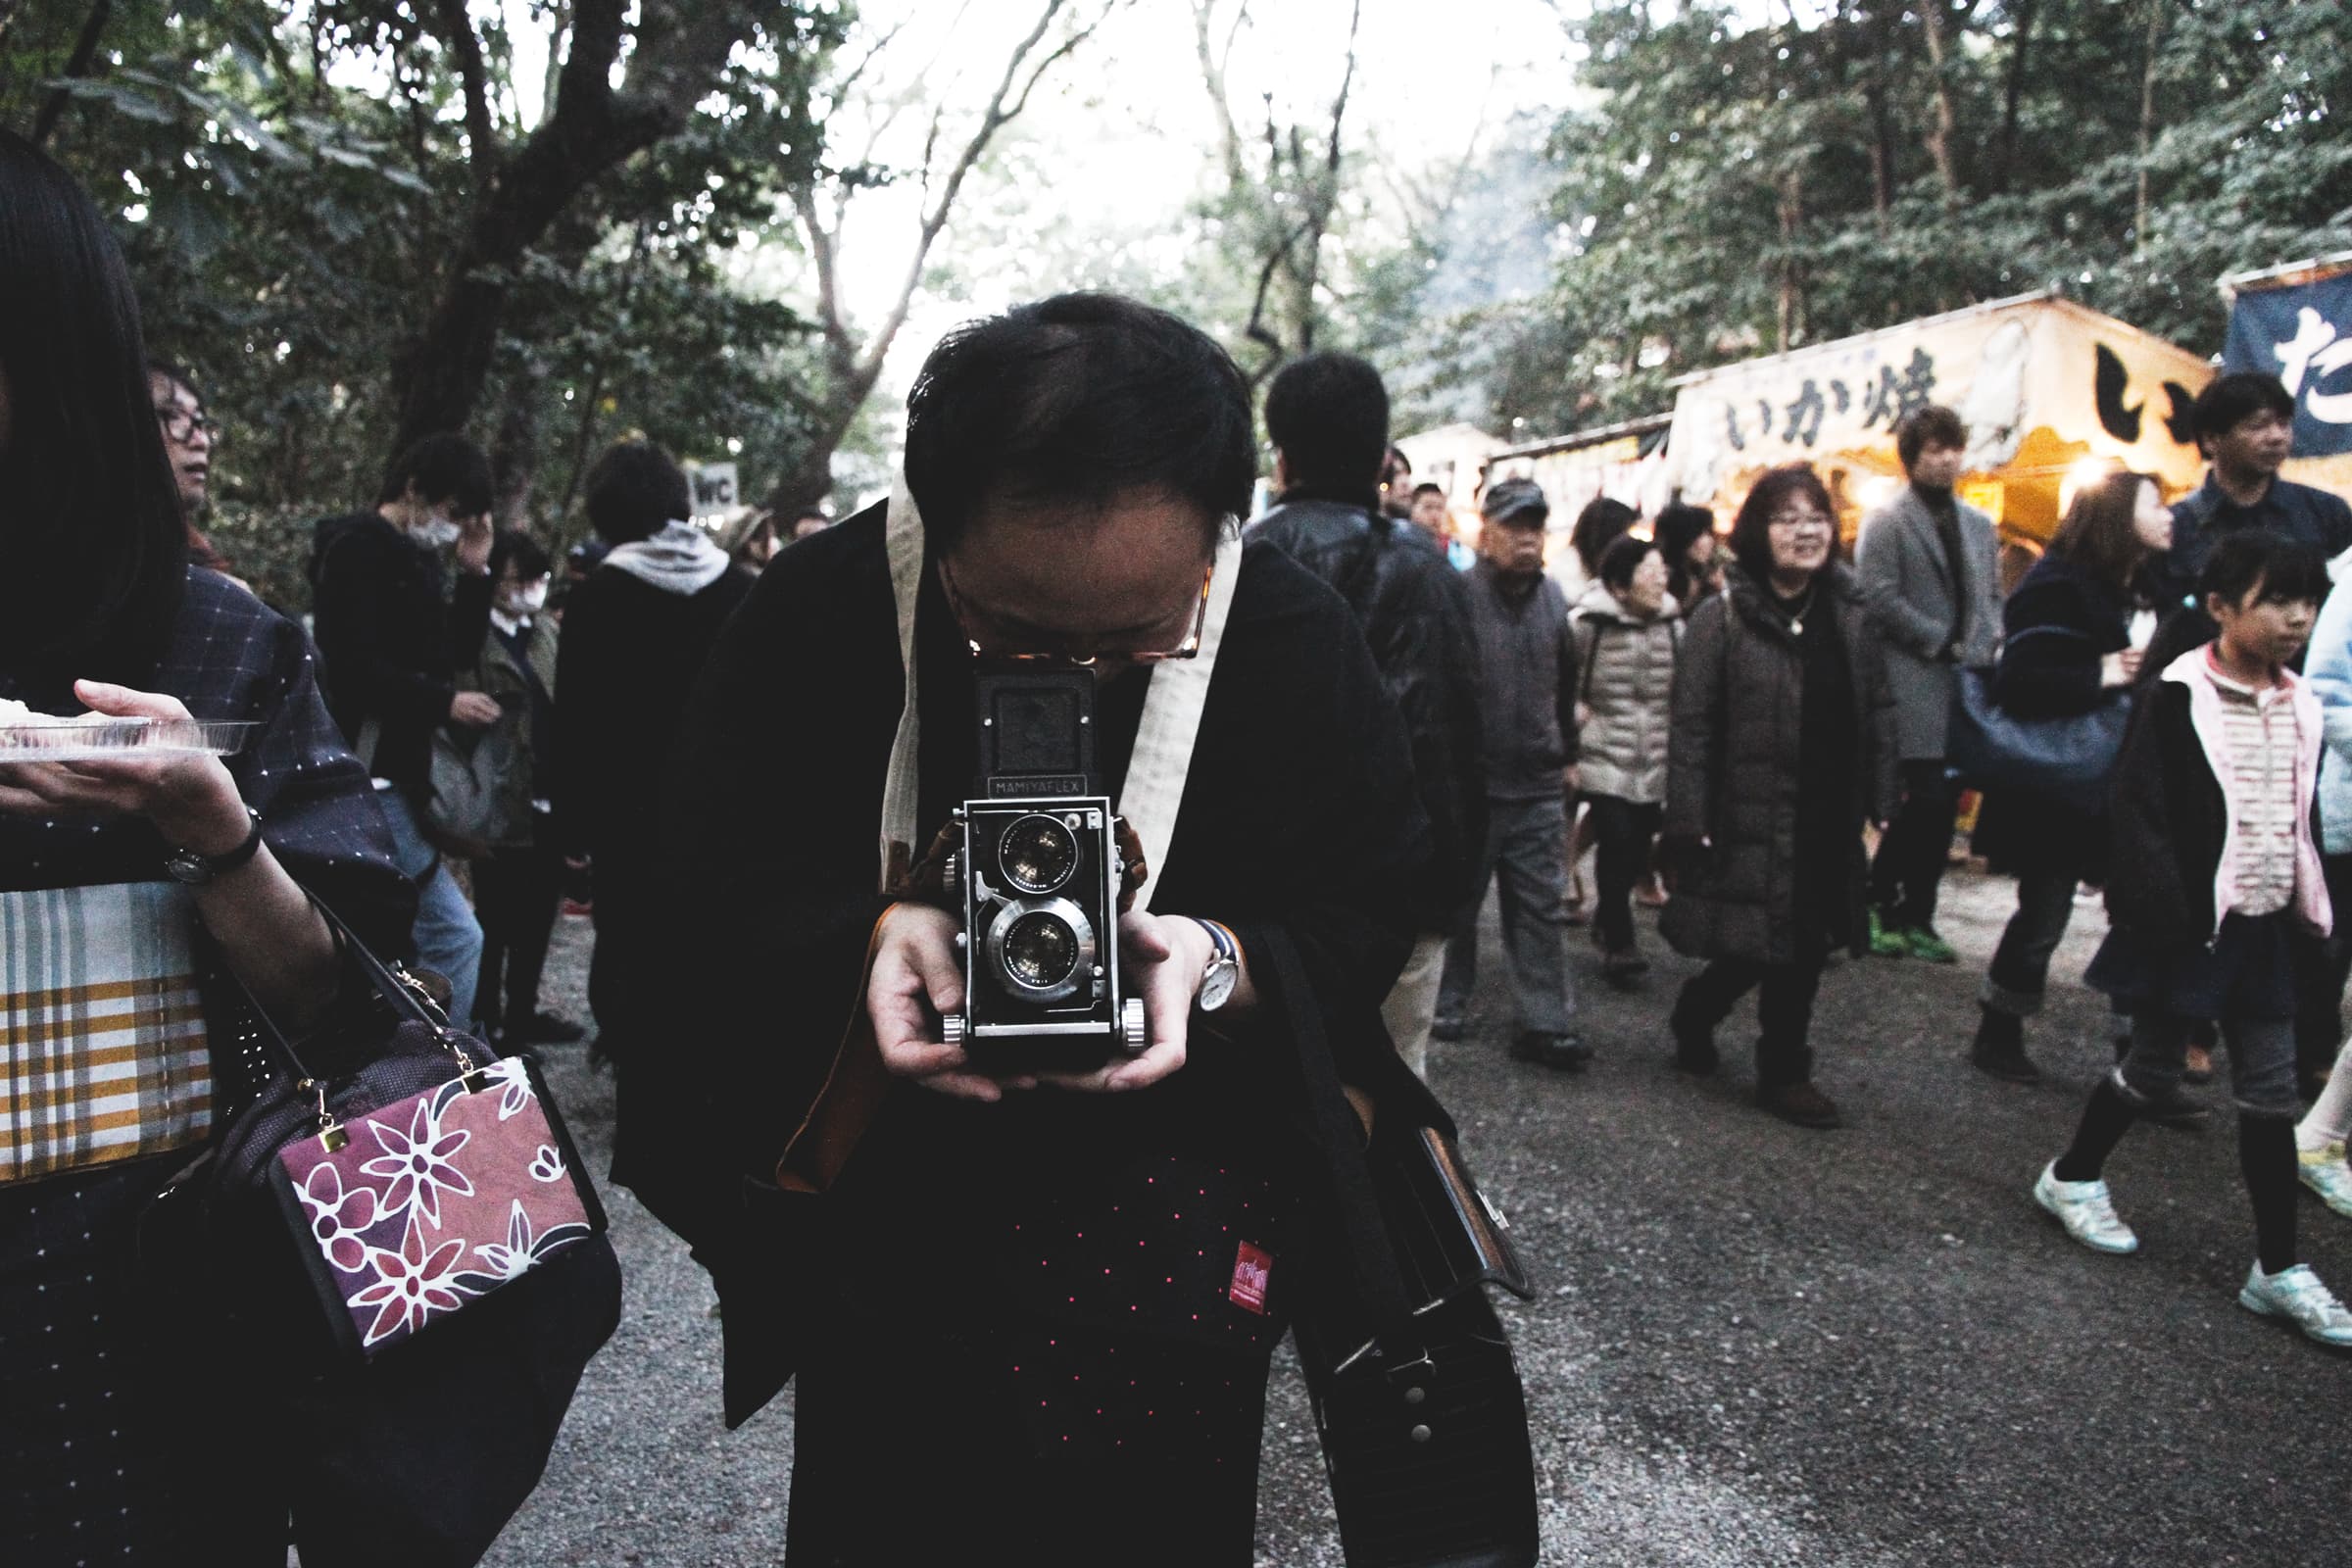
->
xmin=942 ymin=1012 xmax=967 ymax=1049
xmin=1120 ymin=997 xmax=1148 ymax=1056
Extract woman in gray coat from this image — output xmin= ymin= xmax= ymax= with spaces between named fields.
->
xmin=1661 ymin=466 xmax=1899 ymax=1128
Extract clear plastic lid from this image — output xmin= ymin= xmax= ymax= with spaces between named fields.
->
xmin=0 ymin=716 xmax=259 ymax=763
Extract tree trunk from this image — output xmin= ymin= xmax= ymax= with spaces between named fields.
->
xmin=29 ymin=0 xmax=111 ymax=148
xmin=2134 ymin=0 xmax=2165 ymax=255
xmin=1989 ymin=0 xmax=2035 ymax=194
xmin=1918 ymin=0 xmax=1960 ymax=203
xmin=388 ymin=0 xmax=761 ymax=456
xmin=1776 ymin=170 xmax=1803 ymax=354
xmin=1864 ymin=0 xmax=1896 ymax=222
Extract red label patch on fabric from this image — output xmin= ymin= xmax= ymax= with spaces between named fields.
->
xmin=1229 ymin=1241 xmax=1272 ymax=1315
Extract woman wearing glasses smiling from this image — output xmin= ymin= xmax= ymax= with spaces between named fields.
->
xmin=655 ymin=294 xmax=1448 ymax=1564
xmin=1661 ymin=464 xmax=1899 ymax=1129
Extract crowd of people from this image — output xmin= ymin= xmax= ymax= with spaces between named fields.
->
xmin=13 ymin=121 xmax=2352 ymax=1564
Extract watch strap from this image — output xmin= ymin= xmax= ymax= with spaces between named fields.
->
xmin=172 ymin=805 xmax=264 ymax=880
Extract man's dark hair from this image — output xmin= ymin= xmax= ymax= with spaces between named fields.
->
xmin=583 ymin=439 xmax=690 ymax=545
xmin=2192 ymin=372 xmax=2297 ymax=445
xmin=2199 ymin=529 xmax=2328 ymax=611
xmin=1728 ymin=465 xmax=1838 ymax=585
xmin=1264 ymin=353 xmax=1390 ymax=502
xmin=0 ymin=129 xmax=186 ymax=686
xmin=376 ymin=431 xmax=494 ymax=517
xmin=1652 ymin=502 xmax=1716 ymax=569
xmin=490 ymin=530 xmax=552 ymax=581
xmin=903 ymin=292 xmax=1253 ymax=556
xmin=1597 ymin=531 xmax=1660 ymax=592
xmin=1571 ymin=497 xmax=1638 ymax=576
xmin=1895 ymin=405 xmax=1968 ymax=471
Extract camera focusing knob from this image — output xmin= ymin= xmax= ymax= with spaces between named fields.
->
xmin=1120 ymin=997 xmax=1148 ymax=1056
xmin=942 ymin=850 xmax=960 ymax=900
xmin=942 ymin=1013 xmax=967 ymax=1049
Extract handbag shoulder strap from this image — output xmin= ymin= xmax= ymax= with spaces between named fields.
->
xmin=1118 ymin=525 xmax=1244 ymax=910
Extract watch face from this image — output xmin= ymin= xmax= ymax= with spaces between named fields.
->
xmin=1199 ymin=959 xmax=1238 ymax=1012
xmin=163 ymin=850 xmax=212 ymax=886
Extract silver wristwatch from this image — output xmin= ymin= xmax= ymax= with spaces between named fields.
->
xmin=1189 ymin=917 xmax=1240 ymax=1012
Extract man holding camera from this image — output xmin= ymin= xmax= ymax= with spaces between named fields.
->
xmin=656 ymin=295 xmax=1442 ymax=1566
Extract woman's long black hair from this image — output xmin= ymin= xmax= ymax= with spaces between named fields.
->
xmin=0 ymin=128 xmax=186 ymax=692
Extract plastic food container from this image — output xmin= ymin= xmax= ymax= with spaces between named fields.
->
xmin=0 ymin=717 xmax=259 ymax=764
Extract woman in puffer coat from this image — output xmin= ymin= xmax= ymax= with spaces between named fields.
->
xmin=1572 ymin=532 xmax=1681 ymax=984
xmin=1661 ymin=465 xmax=1898 ymax=1130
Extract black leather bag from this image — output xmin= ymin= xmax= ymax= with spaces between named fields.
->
xmin=1265 ymin=934 xmax=1542 ymax=1568
xmin=141 ymin=907 xmax=620 ymax=1568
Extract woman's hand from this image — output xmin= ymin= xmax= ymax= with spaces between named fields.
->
xmin=1037 ymin=910 xmax=1214 ymax=1095
xmin=865 ymin=903 xmax=1035 ymax=1102
xmin=0 ymin=681 xmax=250 ymax=853
xmin=2101 ymin=649 xmax=2142 ymax=689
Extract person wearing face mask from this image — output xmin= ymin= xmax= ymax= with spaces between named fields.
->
xmin=463 ymin=531 xmax=581 ymax=1049
xmin=1570 ymin=532 xmax=1681 ymax=987
xmin=310 ymin=431 xmax=498 ymax=1025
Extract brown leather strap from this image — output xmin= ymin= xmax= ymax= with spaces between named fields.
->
xmin=774 ymin=912 xmax=897 ymax=1196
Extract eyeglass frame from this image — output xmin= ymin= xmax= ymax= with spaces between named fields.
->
xmin=937 ymin=551 xmax=1217 ymax=667
xmin=154 ymin=406 xmax=220 ymax=445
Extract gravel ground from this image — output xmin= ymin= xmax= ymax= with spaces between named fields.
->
xmin=481 ymin=869 xmax=2351 ymax=1567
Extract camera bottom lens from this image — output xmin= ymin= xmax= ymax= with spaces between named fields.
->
xmin=1003 ymin=910 xmax=1079 ymax=990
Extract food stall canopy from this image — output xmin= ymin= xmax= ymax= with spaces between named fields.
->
xmin=1665 ymin=291 xmax=2215 ymax=542
xmin=2222 ymin=251 xmax=2352 ymax=500
xmin=1395 ymin=422 xmax=1505 ymax=515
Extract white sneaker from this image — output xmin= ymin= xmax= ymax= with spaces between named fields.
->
xmin=2297 ymin=1142 xmax=2352 ymax=1220
xmin=2238 ymin=1262 xmax=2352 ymax=1348
xmin=2033 ymin=1162 xmax=2139 ymax=1254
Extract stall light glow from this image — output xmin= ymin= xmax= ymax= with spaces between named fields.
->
xmin=2058 ymin=455 xmax=2120 ymax=515
xmin=1855 ymin=475 xmax=1902 ymax=513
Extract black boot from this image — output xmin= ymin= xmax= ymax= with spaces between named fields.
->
xmin=1668 ymin=985 xmax=1721 ymax=1077
xmin=1969 ymin=1004 xmax=2040 ymax=1084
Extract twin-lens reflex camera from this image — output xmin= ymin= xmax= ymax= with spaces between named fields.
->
xmin=938 ymin=669 xmax=1145 ymax=1072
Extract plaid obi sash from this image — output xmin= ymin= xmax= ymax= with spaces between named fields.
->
xmin=2 ymin=881 xmax=212 ymax=1183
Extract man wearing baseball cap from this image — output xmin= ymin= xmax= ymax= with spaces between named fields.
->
xmin=1436 ymin=476 xmax=1588 ymax=1069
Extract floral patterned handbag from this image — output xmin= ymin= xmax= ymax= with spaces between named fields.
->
xmin=241 ymin=904 xmax=609 ymax=1360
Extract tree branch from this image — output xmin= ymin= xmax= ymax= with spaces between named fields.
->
xmin=430 ymin=0 xmax=500 ymax=182
xmin=30 ymin=0 xmax=111 ymax=149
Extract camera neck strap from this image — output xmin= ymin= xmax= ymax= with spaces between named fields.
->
xmin=1117 ymin=526 xmax=1243 ymax=911
xmin=875 ymin=490 xmax=1244 ymax=907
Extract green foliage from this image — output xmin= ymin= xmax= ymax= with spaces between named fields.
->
xmin=1409 ymin=0 xmax=2351 ymax=439
xmin=1 ymin=1 xmax=844 ymax=609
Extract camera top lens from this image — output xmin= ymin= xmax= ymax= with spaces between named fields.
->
xmin=1002 ymin=909 xmax=1080 ymax=990
xmin=998 ymin=812 xmax=1080 ymax=894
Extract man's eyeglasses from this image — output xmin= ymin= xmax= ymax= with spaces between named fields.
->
xmin=155 ymin=407 xmax=219 ymax=444
xmin=940 ymin=558 xmax=1214 ymax=666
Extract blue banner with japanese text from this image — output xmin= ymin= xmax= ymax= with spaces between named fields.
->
xmin=2225 ymin=270 xmax=2352 ymax=459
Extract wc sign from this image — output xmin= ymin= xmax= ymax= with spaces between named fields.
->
xmin=684 ymin=462 xmax=740 ymax=516
xmin=2225 ymin=263 xmax=2352 ymax=459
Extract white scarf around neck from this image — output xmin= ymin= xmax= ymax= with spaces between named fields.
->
xmin=602 ymin=518 xmax=731 ymax=596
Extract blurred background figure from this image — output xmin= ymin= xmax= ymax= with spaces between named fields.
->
xmin=1571 ymin=532 xmax=1681 ymax=988
xmin=148 ymin=359 xmax=239 ymax=583
xmin=467 ymin=529 xmax=580 ymax=1049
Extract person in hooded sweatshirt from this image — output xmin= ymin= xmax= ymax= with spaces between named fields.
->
xmin=553 ymin=439 xmax=751 ymax=1223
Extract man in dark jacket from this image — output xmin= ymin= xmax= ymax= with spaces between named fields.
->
xmin=311 ymin=432 xmax=498 ymax=1023
xmin=2165 ymin=371 xmax=2352 ymax=606
xmin=554 ymin=439 xmax=752 ymax=1226
xmin=1250 ymin=352 xmax=1483 ymax=1076
xmin=1436 ymin=476 xmax=1588 ymax=1069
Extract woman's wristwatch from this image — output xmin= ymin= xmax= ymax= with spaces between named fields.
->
xmin=1187 ymin=916 xmax=1241 ymax=1012
xmin=164 ymin=805 xmax=265 ymax=885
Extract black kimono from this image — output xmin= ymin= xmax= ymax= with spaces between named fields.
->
xmin=655 ymin=506 xmax=1439 ymax=1565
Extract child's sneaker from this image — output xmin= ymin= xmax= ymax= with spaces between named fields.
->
xmin=1902 ymin=924 xmax=1959 ymax=964
xmin=2238 ymin=1262 xmax=2352 ymax=1348
xmin=2298 ymin=1142 xmax=2352 ymax=1220
xmin=2033 ymin=1162 xmax=2138 ymax=1254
